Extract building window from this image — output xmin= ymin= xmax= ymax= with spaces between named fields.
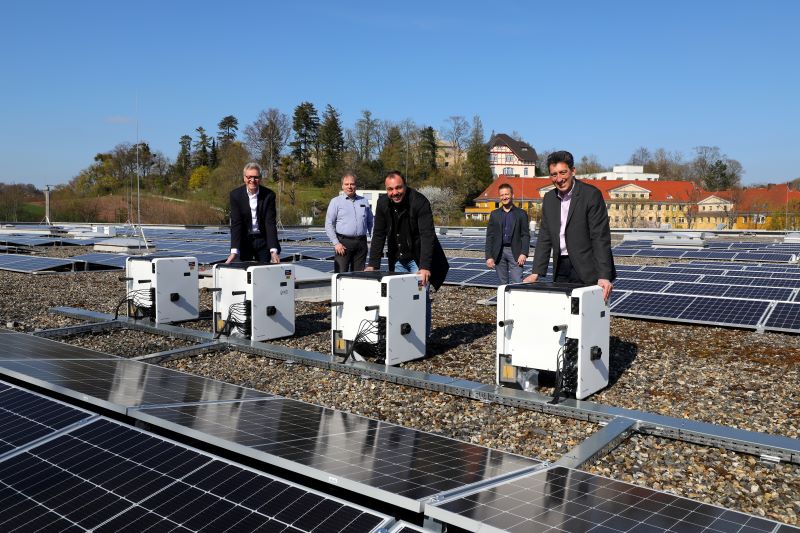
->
xmin=505 ymin=154 xmax=513 ymax=163
xmin=490 ymin=154 xmax=497 ymax=163
xmin=649 ymin=204 xmax=654 ymax=210
xmin=524 ymin=167 xmax=528 ymax=176
xmin=503 ymin=167 xmax=513 ymax=175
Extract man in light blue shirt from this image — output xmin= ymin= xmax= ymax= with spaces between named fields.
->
xmin=325 ymin=172 xmax=374 ymax=272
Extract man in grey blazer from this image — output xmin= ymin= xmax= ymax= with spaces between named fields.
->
xmin=524 ymin=151 xmax=615 ymax=299
xmin=485 ymin=183 xmax=530 ymax=284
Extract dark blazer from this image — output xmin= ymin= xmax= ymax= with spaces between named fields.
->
xmin=229 ymin=185 xmax=280 ymax=258
xmin=485 ymin=205 xmax=530 ymax=263
xmin=532 ymin=179 xmax=616 ymax=284
xmin=367 ymin=187 xmax=450 ymax=290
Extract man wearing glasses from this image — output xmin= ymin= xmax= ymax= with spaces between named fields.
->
xmin=524 ymin=151 xmax=615 ymax=299
xmin=225 ymin=162 xmax=280 ymax=264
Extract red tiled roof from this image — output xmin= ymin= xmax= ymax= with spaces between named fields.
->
xmin=476 ymin=176 xmax=703 ymax=202
xmin=714 ymin=184 xmax=800 ymax=211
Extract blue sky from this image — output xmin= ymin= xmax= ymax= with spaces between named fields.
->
xmin=2 ymin=0 xmax=799 ymax=188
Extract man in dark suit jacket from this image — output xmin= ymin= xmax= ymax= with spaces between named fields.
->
xmin=525 ymin=151 xmax=615 ymax=299
xmin=365 ymin=171 xmax=450 ymax=338
xmin=225 ymin=162 xmax=281 ymax=264
xmin=485 ymin=183 xmax=530 ymax=284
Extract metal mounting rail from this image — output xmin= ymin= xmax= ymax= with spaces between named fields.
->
xmin=48 ymin=306 xmax=800 ymax=464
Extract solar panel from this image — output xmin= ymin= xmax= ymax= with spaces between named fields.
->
xmin=444 ymin=268 xmax=484 ymax=284
xmin=0 ymin=331 xmax=118 ymax=360
xmin=0 ymin=383 xmax=94 ymax=455
xmin=613 ymin=279 xmax=670 ymax=292
xmin=610 ymin=248 xmax=639 ymax=257
xmin=750 ymin=277 xmax=800 ymax=288
xmin=0 ymin=359 xmax=272 ymax=414
xmin=723 ymin=285 xmax=794 ymax=301
xmin=763 ymin=302 xmax=800 ymax=332
xmin=465 ymin=270 xmax=503 ymax=287
xmin=71 ymin=252 xmax=128 ymax=269
xmin=131 ymin=398 xmax=540 ymax=512
xmin=678 ymin=297 xmax=770 ymax=327
xmin=426 ymin=466 xmax=793 ymax=533
xmin=0 ymin=417 xmax=392 ymax=532
xmin=291 ymin=258 xmax=335 ymax=273
xmin=611 ymin=292 xmax=695 ymax=319
xmin=646 ymin=272 xmax=703 ymax=283
xmin=664 ymin=282 xmax=729 ymax=297
xmin=0 ymin=254 xmax=78 ymax=273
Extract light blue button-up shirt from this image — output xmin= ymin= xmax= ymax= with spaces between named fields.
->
xmin=325 ymin=193 xmax=374 ymax=245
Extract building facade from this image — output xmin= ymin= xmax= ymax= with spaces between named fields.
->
xmin=488 ymin=134 xmax=538 ymax=178
xmin=578 ymin=165 xmax=660 ymax=182
xmin=466 ymin=177 xmax=800 ymax=230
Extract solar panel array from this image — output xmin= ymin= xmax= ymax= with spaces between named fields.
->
xmin=427 ymin=465 xmax=798 ymax=533
xmin=0 ymin=254 xmax=79 ymax=273
xmin=0 ymin=382 xmax=392 ymax=532
xmin=613 ymin=240 xmax=800 ymax=263
xmin=0 ymin=330 xmax=795 ymax=531
xmin=0 ymin=331 xmax=541 ymax=515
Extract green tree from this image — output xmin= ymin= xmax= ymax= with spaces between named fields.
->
xmin=463 ymin=116 xmax=492 ymax=199
xmin=317 ymin=104 xmax=345 ymax=184
xmin=289 ymin=102 xmax=320 ymax=180
xmin=209 ymin=138 xmax=218 ymax=168
xmin=175 ymin=134 xmax=192 ymax=179
xmin=188 ymin=166 xmax=211 ymax=190
xmin=217 ymin=115 xmax=238 ymax=147
xmin=379 ymin=125 xmax=405 ymax=172
xmin=193 ymin=127 xmax=211 ymax=167
xmin=418 ymin=126 xmax=437 ymax=178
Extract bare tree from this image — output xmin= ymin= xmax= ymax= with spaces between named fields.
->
xmin=443 ymin=115 xmax=469 ymax=167
xmin=628 ymin=147 xmax=652 ymax=167
xmin=244 ymin=109 xmax=291 ymax=182
xmin=418 ymin=186 xmax=461 ymax=225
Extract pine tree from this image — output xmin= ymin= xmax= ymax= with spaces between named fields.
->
xmin=418 ymin=126 xmax=437 ymax=178
xmin=318 ymin=104 xmax=345 ymax=183
xmin=217 ymin=115 xmax=239 ymax=148
xmin=193 ymin=127 xmax=210 ymax=168
xmin=289 ymin=102 xmax=320 ymax=180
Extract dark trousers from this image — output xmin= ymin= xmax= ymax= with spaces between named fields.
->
xmin=240 ymin=235 xmax=270 ymax=262
xmin=555 ymin=255 xmax=583 ymax=283
xmin=334 ymin=235 xmax=368 ymax=273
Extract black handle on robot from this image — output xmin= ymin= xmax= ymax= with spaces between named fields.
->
xmin=364 ymin=305 xmax=380 ymax=311
xmin=553 ymin=324 xmax=568 ymax=332
xmin=118 ymin=276 xmax=133 ymax=282
xmin=231 ymin=290 xmax=246 ymax=296
xmin=498 ymin=319 xmax=513 ymax=327
xmin=327 ymin=301 xmax=344 ymax=307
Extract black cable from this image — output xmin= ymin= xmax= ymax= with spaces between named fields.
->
xmin=343 ymin=319 xmax=379 ymax=362
xmin=113 ymin=289 xmax=153 ymax=320
xmin=550 ymin=344 xmax=566 ymax=405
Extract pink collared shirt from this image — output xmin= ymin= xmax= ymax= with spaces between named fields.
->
xmin=558 ymin=183 xmax=575 ymax=256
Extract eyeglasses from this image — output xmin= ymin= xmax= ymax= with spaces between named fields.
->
xmin=245 ymin=175 xmax=261 ymax=181
xmin=549 ymin=169 xmax=571 ymax=178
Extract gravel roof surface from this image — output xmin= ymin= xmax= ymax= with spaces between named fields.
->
xmin=0 ymin=244 xmax=797 ymax=525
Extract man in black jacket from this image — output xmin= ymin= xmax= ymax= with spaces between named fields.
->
xmin=225 ymin=162 xmax=281 ymax=264
xmin=366 ymin=170 xmax=449 ymax=337
xmin=485 ymin=183 xmax=530 ymax=284
xmin=524 ymin=151 xmax=615 ymax=299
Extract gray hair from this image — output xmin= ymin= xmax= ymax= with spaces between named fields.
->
xmin=341 ymin=172 xmax=357 ymax=183
xmin=242 ymin=162 xmax=262 ymax=176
